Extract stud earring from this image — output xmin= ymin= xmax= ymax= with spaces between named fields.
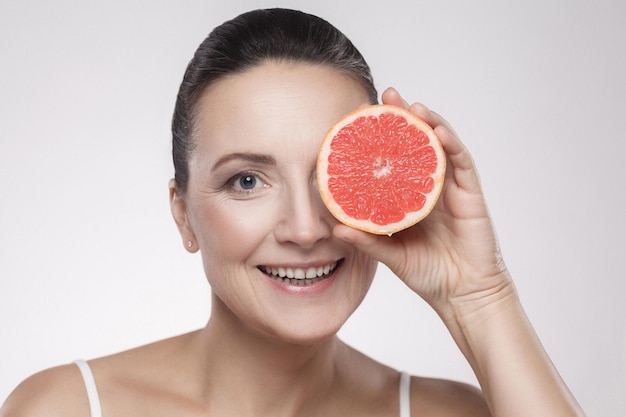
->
xmin=187 ymin=241 xmax=193 ymax=248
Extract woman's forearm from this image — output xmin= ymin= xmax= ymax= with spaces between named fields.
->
xmin=444 ymin=282 xmax=586 ymax=417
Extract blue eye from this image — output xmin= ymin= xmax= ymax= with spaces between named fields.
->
xmin=228 ymin=172 xmax=268 ymax=195
xmin=239 ymin=175 xmax=257 ymax=190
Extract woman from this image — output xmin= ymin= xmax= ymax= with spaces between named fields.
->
xmin=1 ymin=8 xmax=585 ymax=417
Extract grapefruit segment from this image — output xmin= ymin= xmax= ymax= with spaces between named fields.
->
xmin=317 ymin=104 xmax=446 ymax=235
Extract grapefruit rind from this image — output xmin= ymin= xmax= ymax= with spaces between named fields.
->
xmin=317 ymin=104 xmax=446 ymax=235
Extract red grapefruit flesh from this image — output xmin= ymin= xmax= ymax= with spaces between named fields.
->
xmin=317 ymin=104 xmax=446 ymax=235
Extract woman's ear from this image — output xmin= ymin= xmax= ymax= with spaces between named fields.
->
xmin=169 ymin=179 xmax=198 ymax=253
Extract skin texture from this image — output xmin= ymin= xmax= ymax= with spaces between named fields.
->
xmin=0 ymin=62 xmax=585 ymax=417
xmin=174 ymin=62 xmax=379 ymax=345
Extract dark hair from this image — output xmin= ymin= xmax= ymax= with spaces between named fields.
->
xmin=172 ymin=8 xmax=378 ymax=193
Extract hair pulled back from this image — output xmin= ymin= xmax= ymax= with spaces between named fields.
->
xmin=172 ymin=8 xmax=378 ymax=193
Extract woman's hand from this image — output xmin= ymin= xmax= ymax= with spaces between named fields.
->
xmin=333 ymin=87 xmax=514 ymax=321
xmin=333 ymin=88 xmax=587 ymax=417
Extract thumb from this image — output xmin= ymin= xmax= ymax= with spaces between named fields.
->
xmin=333 ymin=224 xmax=402 ymax=271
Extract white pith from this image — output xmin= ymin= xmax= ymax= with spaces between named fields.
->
xmin=373 ymin=156 xmax=392 ymax=179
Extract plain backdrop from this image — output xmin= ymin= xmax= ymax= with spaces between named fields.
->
xmin=1 ymin=0 xmax=624 ymax=415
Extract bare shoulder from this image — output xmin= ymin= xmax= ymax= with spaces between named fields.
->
xmin=410 ymin=376 xmax=492 ymax=417
xmin=1 ymin=332 xmax=198 ymax=417
xmin=0 ymin=364 xmax=89 ymax=417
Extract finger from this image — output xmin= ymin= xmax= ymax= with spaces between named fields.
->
xmin=435 ymin=125 xmax=483 ymax=194
xmin=381 ymin=87 xmax=410 ymax=109
xmin=382 ymin=92 xmax=483 ymax=195
xmin=405 ymin=102 xmax=482 ymax=194
xmin=408 ymin=102 xmax=458 ymax=137
xmin=382 ymin=88 xmax=454 ymax=137
xmin=332 ymin=224 xmax=403 ymax=271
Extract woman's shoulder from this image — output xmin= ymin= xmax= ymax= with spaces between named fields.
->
xmin=338 ymin=343 xmax=491 ymax=416
xmin=409 ymin=375 xmax=491 ymax=417
xmin=1 ymin=332 xmax=197 ymax=417
xmin=0 ymin=363 xmax=90 ymax=417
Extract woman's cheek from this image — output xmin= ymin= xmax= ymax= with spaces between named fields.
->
xmin=199 ymin=198 xmax=277 ymax=256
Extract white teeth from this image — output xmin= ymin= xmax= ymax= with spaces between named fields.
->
xmin=260 ymin=261 xmax=339 ymax=282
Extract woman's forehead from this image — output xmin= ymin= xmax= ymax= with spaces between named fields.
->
xmin=197 ymin=61 xmax=368 ymax=114
xmin=192 ymin=62 xmax=370 ymax=155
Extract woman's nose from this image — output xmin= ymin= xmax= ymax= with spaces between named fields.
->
xmin=273 ymin=181 xmax=334 ymax=248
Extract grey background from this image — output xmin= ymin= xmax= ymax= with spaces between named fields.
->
xmin=1 ymin=1 xmax=624 ymax=415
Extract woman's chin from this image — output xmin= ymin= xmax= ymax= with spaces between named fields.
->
xmin=250 ymin=310 xmax=347 ymax=346
xmin=272 ymin=324 xmax=343 ymax=346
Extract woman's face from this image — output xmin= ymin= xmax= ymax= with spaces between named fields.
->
xmin=173 ymin=62 xmax=378 ymax=344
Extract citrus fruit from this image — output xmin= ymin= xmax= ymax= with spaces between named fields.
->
xmin=317 ymin=104 xmax=446 ymax=235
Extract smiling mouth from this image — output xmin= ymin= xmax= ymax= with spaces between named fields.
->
xmin=258 ymin=260 xmax=343 ymax=285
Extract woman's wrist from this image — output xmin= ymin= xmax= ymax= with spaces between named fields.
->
xmin=429 ymin=270 xmax=519 ymax=377
xmin=449 ymin=271 xmax=519 ymax=332
xmin=435 ymin=272 xmax=585 ymax=416
xmin=427 ymin=269 xmax=517 ymax=332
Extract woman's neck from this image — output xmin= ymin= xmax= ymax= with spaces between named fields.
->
xmin=190 ymin=294 xmax=345 ymax=416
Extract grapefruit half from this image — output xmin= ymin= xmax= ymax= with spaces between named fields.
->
xmin=317 ymin=104 xmax=446 ymax=235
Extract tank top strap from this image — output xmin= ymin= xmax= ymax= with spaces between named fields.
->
xmin=399 ymin=371 xmax=411 ymax=417
xmin=74 ymin=360 xmax=103 ymax=417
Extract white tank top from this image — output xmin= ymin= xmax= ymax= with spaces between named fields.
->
xmin=74 ymin=360 xmax=102 ymax=417
xmin=74 ymin=360 xmax=411 ymax=417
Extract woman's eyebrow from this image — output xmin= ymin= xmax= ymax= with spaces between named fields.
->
xmin=211 ymin=152 xmax=277 ymax=172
